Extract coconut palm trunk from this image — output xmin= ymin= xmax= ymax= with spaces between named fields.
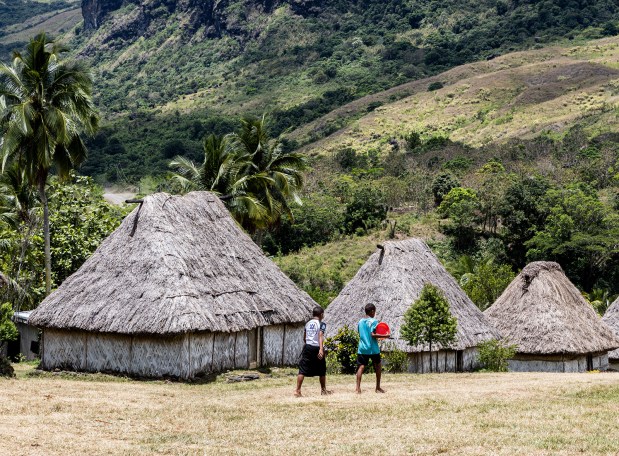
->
xmin=37 ymin=174 xmax=51 ymax=294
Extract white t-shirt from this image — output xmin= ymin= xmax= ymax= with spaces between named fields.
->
xmin=305 ymin=319 xmax=327 ymax=346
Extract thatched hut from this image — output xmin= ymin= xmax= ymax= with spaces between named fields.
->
xmin=602 ymin=297 xmax=619 ymax=370
xmin=324 ymin=238 xmax=500 ymax=373
xmin=485 ymin=262 xmax=619 ymax=372
xmin=29 ymin=192 xmax=316 ymax=378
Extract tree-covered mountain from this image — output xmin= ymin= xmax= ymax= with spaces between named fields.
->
xmin=55 ymin=0 xmax=619 ymax=182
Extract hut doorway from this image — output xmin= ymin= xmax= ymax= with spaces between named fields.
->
xmin=248 ymin=328 xmax=262 ymax=368
xmin=586 ymin=354 xmax=593 ymax=371
xmin=456 ymin=350 xmax=464 ymax=372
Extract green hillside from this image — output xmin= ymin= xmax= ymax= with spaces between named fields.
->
xmin=49 ymin=0 xmax=619 ymax=182
xmin=297 ymin=36 xmax=619 ymax=156
xmin=0 ymin=0 xmax=80 ymax=57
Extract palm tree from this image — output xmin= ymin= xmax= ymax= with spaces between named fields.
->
xmin=232 ymin=116 xmax=306 ymax=228
xmin=170 ymin=117 xmax=307 ymax=233
xmin=0 ymin=33 xmax=98 ymax=294
xmin=170 ymin=133 xmax=269 ymax=230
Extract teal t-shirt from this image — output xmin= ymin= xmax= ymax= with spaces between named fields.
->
xmin=358 ymin=317 xmax=380 ymax=355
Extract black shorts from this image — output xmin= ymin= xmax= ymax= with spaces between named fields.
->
xmin=357 ymin=353 xmax=381 ymax=368
xmin=298 ymin=344 xmax=326 ymax=377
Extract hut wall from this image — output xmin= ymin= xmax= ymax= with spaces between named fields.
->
xmin=263 ymin=325 xmax=285 ymax=366
xmin=16 ymin=322 xmax=39 ymax=360
xmin=212 ymin=333 xmax=236 ymax=373
xmin=189 ymin=332 xmax=214 ymax=376
xmin=283 ymin=324 xmax=304 ymax=365
xmin=234 ymin=331 xmax=249 ymax=369
xmin=508 ymin=352 xmax=610 ymax=372
xmin=42 ymin=329 xmax=86 ymax=370
xmin=86 ymin=333 xmax=132 ymax=373
xmin=132 ymin=334 xmax=189 ymax=378
xmin=404 ymin=348 xmax=479 ymax=373
xmin=41 ymin=324 xmax=305 ymax=378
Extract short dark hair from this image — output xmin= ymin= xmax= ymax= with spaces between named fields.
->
xmin=313 ymin=306 xmax=324 ymax=317
xmin=365 ymin=303 xmax=376 ymax=315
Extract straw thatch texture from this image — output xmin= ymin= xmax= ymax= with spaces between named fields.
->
xmin=30 ymin=192 xmax=316 ymax=334
xmin=485 ymin=262 xmax=619 ymax=355
xmin=324 ymin=238 xmax=500 ymax=353
xmin=602 ymin=297 xmax=619 ymax=361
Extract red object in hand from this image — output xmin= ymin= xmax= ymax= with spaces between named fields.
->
xmin=375 ymin=322 xmax=390 ymax=337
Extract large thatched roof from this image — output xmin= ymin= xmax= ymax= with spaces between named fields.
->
xmin=324 ymin=238 xmax=500 ymax=352
xmin=29 ymin=192 xmax=316 ymax=335
xmin=602 ymin=297 xmax=619 ymax=360
xmin=485 ymin=262 xmax=619 ymax=355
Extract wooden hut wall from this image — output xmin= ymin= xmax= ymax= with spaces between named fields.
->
xmin=16 ymin=321 xmax=39 ymax=360
xmin=507 ymin=352 xmax=609 ymax=372
xmin=405 ymin=348 xmax=479 ymax=373
xmin=41 ymin=324 xmax=305 ymax=378
xmin=283 ymin=324 xmax=304 ymax=365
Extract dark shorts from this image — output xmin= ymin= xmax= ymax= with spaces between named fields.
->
xmin=298 ymin=344 xmax=326 ymax=377
xmin=357 ymin=353 xmax=381 ymax=368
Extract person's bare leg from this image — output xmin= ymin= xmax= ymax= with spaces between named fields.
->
xmin=295 ymin=374 xmax=304 ymax=397
xmin=356 ymin=365 xmax=365 ymax=393
xmin=320 ymin=376 xmax=332 ymax=395
xmin=375 ymin=363 xmax=385 ymax=393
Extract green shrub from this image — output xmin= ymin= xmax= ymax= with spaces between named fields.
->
xmin=381 ymin=341 xmax=408 ymax=373
xmin=0 ymin=356 xmax=14 ymax=378
xmin=325 ymin=325 xmax=359 ymax=374
xmin=477 ymin=339 xmax=517 ymax=372
xmin=325 ymin=350 xmax=342 ymax=374
xmin=428 ymin=81 xmax=444 ymax=91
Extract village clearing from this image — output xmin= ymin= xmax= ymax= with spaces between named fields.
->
xmin=2 ymin=364 xmax=619 ymax=455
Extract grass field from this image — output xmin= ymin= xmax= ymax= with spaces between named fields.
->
xmin=2 ymin=364 xmax=619 ymax=455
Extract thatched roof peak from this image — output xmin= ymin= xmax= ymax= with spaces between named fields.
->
xmin=485 ymin=262 xmax=619 ymax=355
xmin=29 ymin=192 xmax=316 ymax=335
xmin=324 ymin=238 xmax=500 ymax=352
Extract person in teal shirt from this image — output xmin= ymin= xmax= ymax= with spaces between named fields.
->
xmin=356 ymin=303 xmax=389 ymax=393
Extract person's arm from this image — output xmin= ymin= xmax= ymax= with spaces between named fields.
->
xmin=318 ymin=321 xmax=326 ymax=359
xmin=370 ymin=320 xmax=381 ymax=339
xmin=302 ymin=329 xmax=306 ymax=344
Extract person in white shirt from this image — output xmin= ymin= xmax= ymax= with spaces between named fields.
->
xmin=294 ymin=306 xmax=332 ymax=397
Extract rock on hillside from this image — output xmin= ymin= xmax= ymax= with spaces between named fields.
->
xmin=81 ymin=0 xmax=324 ymax=36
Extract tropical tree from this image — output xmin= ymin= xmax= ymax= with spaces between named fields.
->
xmin=170 ymin=116 xmax=307 ymax=233
xmin=0 ymin=33 xmax=99 ymax=294
xmin=170 ymin=133 xmax=269 ymax=230
xmin=232 ymin=116 xmax=307 ymax=232
xmin=400 ymin=283 xmax=458 ymax=372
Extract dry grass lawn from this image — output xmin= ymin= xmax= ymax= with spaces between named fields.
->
xmin=2 ymin=364 xmax=619 ymax=455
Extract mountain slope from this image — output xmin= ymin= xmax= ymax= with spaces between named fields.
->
xmin=60 ymin=0 xmax=619 ymax=182
xmin=0 ymin=0 xmax=80 ymax=57
xmin=296 ymin=36 xmax=619 ymax=156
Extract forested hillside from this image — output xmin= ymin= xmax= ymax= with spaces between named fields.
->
xmin=0 ymin=0 xmax=80 ymax=58
xmin=61 ymin=0 xmax=619 ymax=182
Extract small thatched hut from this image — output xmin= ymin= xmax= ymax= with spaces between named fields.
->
xmin=324 ymin=238 xmax=500 ymax=373
xmin=29 ymin=192 xmax=316 ymax=378
xmin=602 ymin=297 xmax=619 ymax=370
xmin=485 ymin=262 xmax=619 ymax=372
